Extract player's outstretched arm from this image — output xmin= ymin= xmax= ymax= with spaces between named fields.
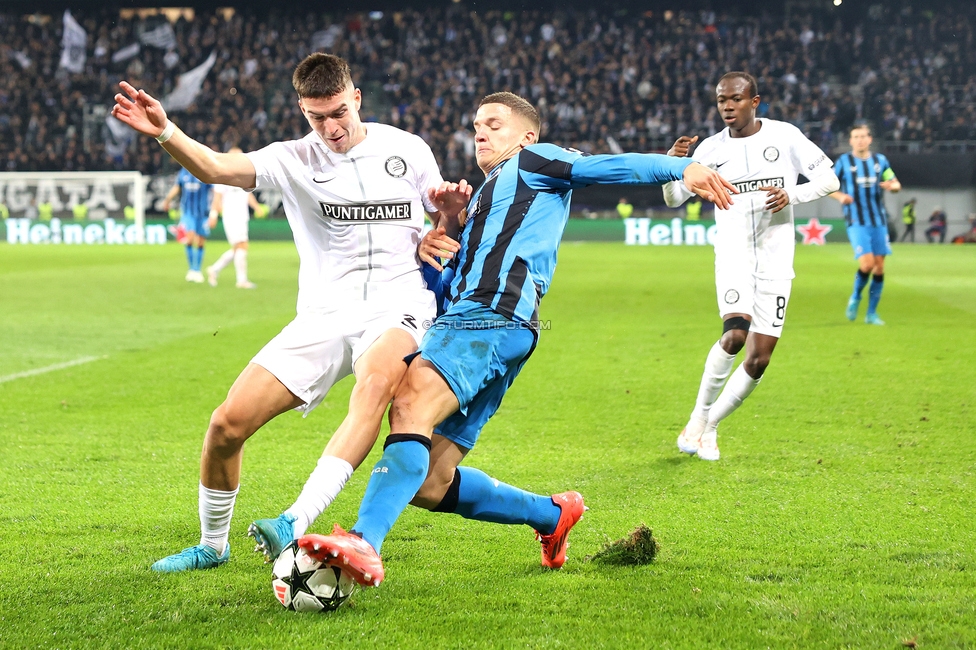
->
xmin=683 ymin=163 xmax=737 ymax=210
xmin=112 ymin=81 xmax=256 ymax=189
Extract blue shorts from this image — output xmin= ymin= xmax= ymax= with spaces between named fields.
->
xmin=421 ymin=305 xmax=536 ymax=450
xmin=847 ymin=224 xmax=891 ymax=259
xmin=180 ymin=213 xmax=210 ymax=237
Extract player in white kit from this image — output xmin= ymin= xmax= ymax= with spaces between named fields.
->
xmin=664 ymin=72 xmax=839 ymax=461
xmin=206 ymin=147 xmax=268 ymax=289
xmin=112 ymin=53 xmax=470 ymax=572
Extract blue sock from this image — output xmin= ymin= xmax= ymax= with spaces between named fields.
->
xmin=351 ymin=435 xmax=430 ymax=555
xmin=192 ymin=246 xmax=205 ymax=271
xmin=450 ymin=467 xmax=561 ymax=534
xmin=184 ymin=244 xmax=193 ymax=269
xmin=868 ymin=274 xmax=884 ymax=314
xmin=851 ymin=269 xmax=869 ymax=301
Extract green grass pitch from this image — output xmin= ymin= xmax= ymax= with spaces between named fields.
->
xmin=1 ymin=240 xmax=974 ymax=648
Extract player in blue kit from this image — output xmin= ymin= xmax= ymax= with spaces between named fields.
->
xmin=296 ymin=92 xmax=736 ymax=587
xmin=163 ymin=167 xmax=213 ymax=283
xmin=830 ymin=125 xmax=901 ymax=325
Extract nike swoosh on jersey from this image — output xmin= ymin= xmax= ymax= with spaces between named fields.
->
xmin=313 ymin=175 xmax=337 ymax=183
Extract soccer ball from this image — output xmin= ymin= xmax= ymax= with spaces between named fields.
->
xmin=271 ymin=541 xmax=356 ymax=612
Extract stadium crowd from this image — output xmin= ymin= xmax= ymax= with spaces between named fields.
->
xmin=1 ymin=4 xmax=974 ymax=181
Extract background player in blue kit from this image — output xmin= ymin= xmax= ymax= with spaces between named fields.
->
xmin=830 ymin=125 xmax=902 ymax=325
xmin=297 ymin=92 xmax=736 ymax=588
xmin=163 ymin=167 xmax=213 ymax=283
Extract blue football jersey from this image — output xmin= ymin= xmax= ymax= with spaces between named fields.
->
xmin=176 ymin=168 xmax=213 ymax=219
xmin=833 ymin=152 xmax=894 ymax=227
xmin=444 ymin=143 xmax=690 ymax=329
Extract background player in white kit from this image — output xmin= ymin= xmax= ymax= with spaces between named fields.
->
xmin=111 ymin=53 xmax=470 ymax=572
xmin=206 ymin=148 xmax=268 ymax=290
xmin=664 ymin=72 xmax=840 ymax=461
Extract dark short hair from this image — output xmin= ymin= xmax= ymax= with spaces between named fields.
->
xmin=717 ymin=71 xmax=758 ymax=97
xmin=479 ymin=92 xmax=541 ymax=134
xmin=292 ymin=53 xmax=352 ymax=99
xmin=849 ymin=123 xmax=872 ymax=136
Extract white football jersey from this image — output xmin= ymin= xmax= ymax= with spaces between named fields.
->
xmin=669 ymin=119 xmax=833 ymax=280
xmin=214 ymin=184 xmax=250 ymax=222
xmin=247 ymin=123 xmax=443 ymax=313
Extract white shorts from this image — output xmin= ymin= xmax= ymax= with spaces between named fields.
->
xmin=715 ymin=269 xmax=792 ymax=338
xmin=223 ymin=215 xmax=249 ymax=245
xmin=251 ymin=290 xmax=436 ymax=415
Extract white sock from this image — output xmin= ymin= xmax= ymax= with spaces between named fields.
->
xmin=285 ymin=455 xmax=354 ymax=537
xmin=199 ymin=483 xmax=239 ymax=555
xmin=212 ymin=249 xmax=234 ymax=274
xmin=691 ymin=341 xmax=736 ymax=422
xmin=233 ymin=248 xmax=248 ymax=285
xmin=706 ymin=364 xmax=761 ymax=428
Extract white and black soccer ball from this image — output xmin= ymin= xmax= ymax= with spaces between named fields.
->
xmin=272 ymin=541 xmax=356 ymax=612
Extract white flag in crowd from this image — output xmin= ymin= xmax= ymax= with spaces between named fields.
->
xmin=58 ymin=10 xmax=87 ymax=73
xmin=104 ymin=115 xmax=136 ymax=159
xmin=111 ymin=43 xmax=141 ymax=63
xmin=140 ymin=23 xmax=177 ymax=50
xmin=161 ymin=51 xmax=217 ymax=112
xmin=311 ymin=25 xmax=343 ymax=51
xmin=13 ymin=50 xmax=32 ymax=70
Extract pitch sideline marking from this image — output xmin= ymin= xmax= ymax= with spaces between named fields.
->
xmin=0 ymin=356 xmax=105 ymax=384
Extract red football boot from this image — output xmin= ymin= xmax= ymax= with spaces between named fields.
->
xmin=536 ymin=491 xmax=587 ymax=569
xmin=297 ymin=524 xmax=385 ymax=587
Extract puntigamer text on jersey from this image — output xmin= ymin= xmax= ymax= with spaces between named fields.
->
xmin=318 ymin=202 xmax=412 ymax=221
xmin=730 ymin=177 xmax=785 ymax=193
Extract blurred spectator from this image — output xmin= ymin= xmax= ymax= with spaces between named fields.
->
xmin=900 ymin=198 xmax=916 ymax=242
xmin=925 ymin=207 xmax=947 ymax=243
xmin=951 ymin=213 xmax=976 ymax=243
xmin=0 ymin=5 xmax=973 ymax=184
xmin=616 ymin=197 xmax=633 ymax=219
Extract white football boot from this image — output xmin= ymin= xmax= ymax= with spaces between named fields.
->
xmin=677 ymin=415 xmax=707 ymax=455
xmin=697 ymin=428 xmax=720 ymax=461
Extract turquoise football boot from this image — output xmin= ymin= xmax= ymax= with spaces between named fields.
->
xmin=151 ymin=543 xmax=229 ymax=572
xmin=248 ymin=513 xmax=297 ymax=562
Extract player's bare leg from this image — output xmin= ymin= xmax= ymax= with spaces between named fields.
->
xmin=679 ymin=314 xmax=748 ymax=455
xmin=251 ymin=329 xmax=419 ymax=561
xmin=151 ymin=364 xmax=302 ymax=572
xmin=203 ymin=363 xmax=304 ymax=489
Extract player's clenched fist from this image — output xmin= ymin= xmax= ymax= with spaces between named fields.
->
xmin=112 ymin=81 xmax=169 ymax=138
xmin=668 ymin=135 xmax=699 ymax=158
xmin=683 ymin=162 xmax=738 ymax=210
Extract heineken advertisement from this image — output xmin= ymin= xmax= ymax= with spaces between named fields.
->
xmin=2 ymin=216 xmax=849 ymax=245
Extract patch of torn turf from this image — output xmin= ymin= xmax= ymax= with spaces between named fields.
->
xmin=585 ymin=524 xmax=658 ymax=565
